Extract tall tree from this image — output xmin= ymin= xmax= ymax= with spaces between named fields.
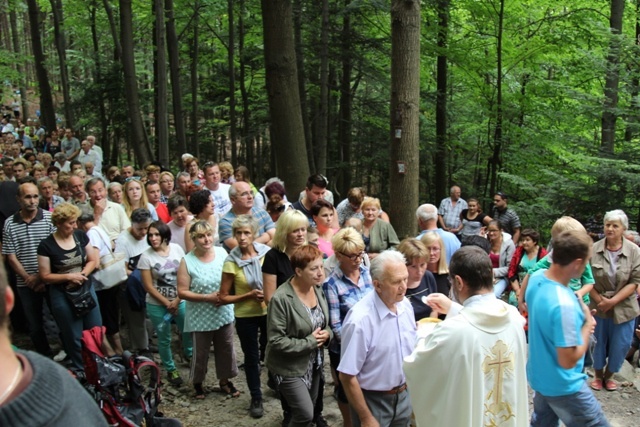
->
xmin=154 ymin=0 xmax=169 ymax=166
xmin=488 ymin=0 xmax=505 ymax=198
xmin=389 ymin=0 xmax=420 ymax=237
xmin=165 ymin=0 xmax=187 ymax=155
xmin=434 ymin=0 xmax=449 ymax=203
xmin=338 ymin=0 xmax=353 ymax=195
xmin=228 ymin=0 xmax=237 ymax=165
xmin=315 ymin=0 xmax=330 ymax=175
xmin=190 ymin=2 xmax=200 ymax=156
xmin=25 ymin=0 xmax=56 ymax=132
xmin=601 ymin=0 xmax=626 ymax=153
xmin=119 ymin=0 xmax=151 ymax=166
xmin=261 ymin=0 xmax=310 ymax=198
xmin=49 ymin=0 xmax=74 ymax=128
xmin=8 ymin=1 xmax=28 ymax=121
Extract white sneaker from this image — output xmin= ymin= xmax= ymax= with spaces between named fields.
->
xmin=53 ymin=350 xmax=67 ymax=362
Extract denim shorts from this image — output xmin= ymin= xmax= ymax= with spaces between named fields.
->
xmin=531 ymin=381 xmax=610 ymax=427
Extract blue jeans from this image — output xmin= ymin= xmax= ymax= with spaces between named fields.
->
xmin=531 ymin=381 xmax=610 ymax=427
xmin=235 ymin=315 xmax=266 ymax=399
xmin=48 ymin=284 xmax=102 ymax=371
xmin=147 ymin=302 xmax=192 ymax=372
xmin=493 ymin=278 xmax=508 ymax=298
xmin=17 ymin=286 xmax=53 ymax=356
xmin=593 ymin=315 xmax=635 ymax=372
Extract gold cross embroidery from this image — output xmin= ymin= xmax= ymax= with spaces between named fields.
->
xmin=482 ymin=340 xmax=515 ymax=425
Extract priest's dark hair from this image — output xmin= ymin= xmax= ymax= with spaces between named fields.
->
xmin=449 ymin=246 xmax=493 ymax=292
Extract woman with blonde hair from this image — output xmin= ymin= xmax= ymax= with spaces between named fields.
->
xmin=122 ymin=178 xmax=158 ymax=220
xmin=323 ymin=227 xmax=373 ymax=426
xmin=177 ymin=220 xmax=238 ymax=399
xmin=420 ymin=232 xmax=450 ymax=296
xmin=262 ymin=210 xmax=309 ymax=302
xmin=361 ymin=197 xmax=399 ymax=259
xmin=219 ymin=215 xmax=271 ymax=416
xmin=218 ymin=161 xmax=235 ymax=184
xmin=159 ymin=171 xmax=175 ymax=204
xmin=37 ymin=203 xmax=101 ymax=372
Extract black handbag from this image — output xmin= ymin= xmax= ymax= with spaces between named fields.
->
xmin=64 ymin=235 xmax=97 ymax=317
xmin=65 ymin=280 xmax=97 ymax=317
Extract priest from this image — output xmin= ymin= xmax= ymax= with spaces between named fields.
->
xmin=403 ymin=246 xmax=528 ymax=427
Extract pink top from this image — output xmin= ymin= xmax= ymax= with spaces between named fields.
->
xmin=318 ymin=237 xmax=334 ymax=259
xmin=489 ymin=252 xmax=500 ymax=268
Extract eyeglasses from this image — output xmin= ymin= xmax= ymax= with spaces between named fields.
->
xmin=339 ymin=251 xmax=365 ymax=261
xmin=125 ymin=176 xmax=141 ymax=183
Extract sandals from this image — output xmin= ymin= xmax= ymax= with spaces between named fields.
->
xmin=604 ymin=379 xmax=618 ymax=391
xmin=218 ymin=381 xmax=241 ymax=398
xmin=590 ymin=379 xmax=603 ymax=391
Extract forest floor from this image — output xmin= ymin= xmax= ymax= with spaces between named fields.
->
xmin=11 ymin=324 xmax=640 ymax=426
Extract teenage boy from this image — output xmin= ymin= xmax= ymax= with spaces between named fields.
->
xmin=526 ymin=230 xmax=610 ymax=426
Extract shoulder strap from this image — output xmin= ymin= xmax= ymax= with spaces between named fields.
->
xmin=73 ymin=233 xmax=87 ymax=268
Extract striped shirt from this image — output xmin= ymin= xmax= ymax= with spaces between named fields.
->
xmin=491 ymin=207 xmax=521 ymax=236
xmin=2 ymin=209 xmax=55 ymax=286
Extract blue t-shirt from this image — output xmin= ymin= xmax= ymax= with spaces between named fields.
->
xmin=526 ymin=269 xmax=587 ymax=396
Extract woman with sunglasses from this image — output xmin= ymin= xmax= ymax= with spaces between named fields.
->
xmin=322 ymin=227 xmax=373 ymax=427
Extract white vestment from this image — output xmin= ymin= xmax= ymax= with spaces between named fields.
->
xmin=403 ymin=294 xmax=528 ymax=427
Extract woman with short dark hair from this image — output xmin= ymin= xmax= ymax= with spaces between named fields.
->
xmin=138 ymin=221 xmax=191 ymax=386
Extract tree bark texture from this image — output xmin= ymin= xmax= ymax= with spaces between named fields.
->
xmin=434 ymin=0 xmax=449 ymax=204
xmin=228 ymin=0 xmax=238 ymax=166
xmin=119 ymin=0 xmax=151 ymax=166
xmin=190 ymin=2 xmax=200 ymax=156
xmin=389 ymin=0 xmax=420 ymax=238
xmin=154 ymin=0 xmax=169 ymax=166
xmin=601 ymin=0 xmax=626 ymax=153
xmin=293 ymin=0 xmax=314 ymax=174
xmin=261 ymin=0 xmax=310 ymax=198
xmin=488 ymin=0 xmax=505 ymax=198
xmin=50 ymin=0 xmax=74 ymax=128
xmin=165 ymin=0 xmax=187 ymax=155
xmin=338 ymin=1 xmax=353 ymax=196
xmin=8 ymin=7 xmax=29 ymax=120
xmin=315 ymin=0 xmax=330 ymax=175
xmin=25 ymin=0 xmax=56 ymax=133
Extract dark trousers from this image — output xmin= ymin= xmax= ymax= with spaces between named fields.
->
xmin=235 ymin=315 xmax=267 ymax=399
xmin=17 ymin=286 xmax=52 ymax=356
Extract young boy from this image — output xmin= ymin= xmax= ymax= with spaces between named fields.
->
xmin=526 ymin=230 xmax=610 ymax=426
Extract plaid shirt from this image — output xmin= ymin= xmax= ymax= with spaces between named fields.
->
xmin=491 ymin=207 xmax=521 ymax=236
xmin=438 ymin=197 xmax=467 ymax=229
xmin=322 ymin=265 xmax=374 ymax=354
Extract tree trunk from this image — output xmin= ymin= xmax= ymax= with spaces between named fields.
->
xmin=338 ymin=1 xmax=353 ymax=196
xmin=601 ymin=0 xmax=626 ymax=153
xmin=190 ymin=2 xmax=200 ymax=156
xmin=261 ymin=0 xmax=310 ymax=199
xmin=89 ymin=0 xmax=110 ymax=168
xmin=154 ymin=0 xmax=169 ymax=166
xmin=119 ymin=0 xmax=151 ymax=166
xmin=165 ymin=0 xmax=187 ymax=155
xmin=25 ymin=0 xmax=56 ymax=133
xmin=314 ymin=0 xmax=330 ymax=175
xmin=389 ymin=0 xmax=420 ymax=238
xmin=625 ymin=1 xmax=640 ymax=142
xmin=434 ymin=0 xmax=449 ymax=204
xmin=102 ymin=0 xmax=122 ymax=60
xmin=8 ymin=7 xmax=29 ymax=121
xmin=239 ymin=0 xmax=253 ymax=177
xmin=488 ymin=0 xmax=505 ymax=198
xmin=49 ymin=0 xmax=74 ymax=128
xmin=293 ymin=0 xmax=314 ymax=174
xmin=228 ymin=0 xmax=237 ymax=165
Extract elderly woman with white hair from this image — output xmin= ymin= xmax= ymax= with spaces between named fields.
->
xmin=589 ymin=209 xmax=640 ymax=392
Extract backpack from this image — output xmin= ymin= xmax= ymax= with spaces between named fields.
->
xmin=80 ymin=326 xmax=181 ymax=427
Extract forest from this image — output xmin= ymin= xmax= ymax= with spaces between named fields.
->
xmin=1 ymin=0 xmax=639 ymax=239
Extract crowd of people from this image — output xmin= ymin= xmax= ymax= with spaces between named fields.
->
xmin=0 ymin=120 xmax=639 ymax=427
